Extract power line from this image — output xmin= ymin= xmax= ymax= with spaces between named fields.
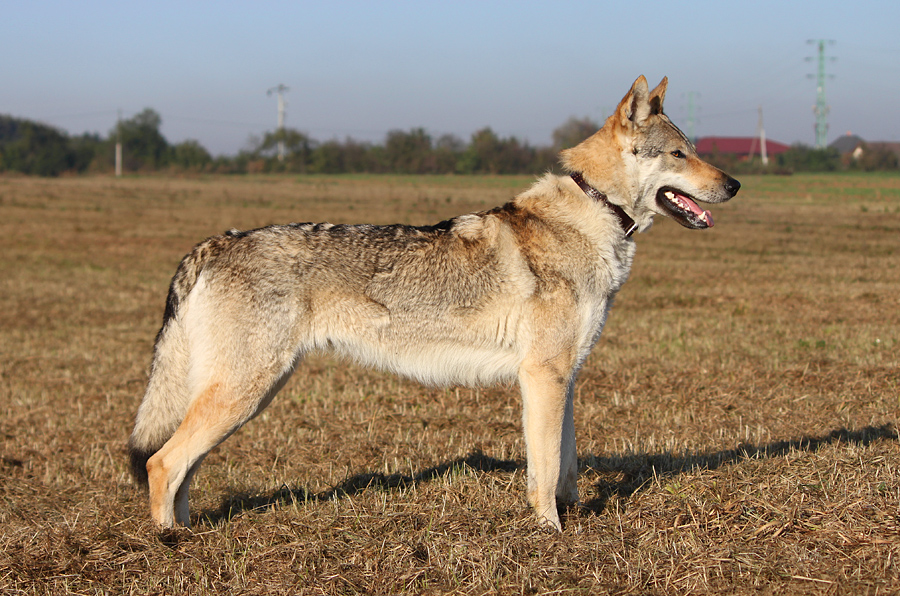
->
xmin=36 ymin=109 xmax=119 ymax=121
xmin=165 ymin=114 xmax=270 ymax=128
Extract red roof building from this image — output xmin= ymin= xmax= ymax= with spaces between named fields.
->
xmin=694 ymin=136 xmax=791 ymax=158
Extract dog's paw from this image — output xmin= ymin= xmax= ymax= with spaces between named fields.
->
xmin=536 ymin=509 xmax=563 ymax=532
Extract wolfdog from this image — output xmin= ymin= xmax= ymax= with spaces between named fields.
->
xmin=129 ymin=76 xmax=740 ymax=531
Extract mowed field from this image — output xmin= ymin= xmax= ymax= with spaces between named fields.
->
xmin=1 ymin=172 xmax=899 ymax=595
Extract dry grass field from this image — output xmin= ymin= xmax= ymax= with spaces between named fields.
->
xmin=1 ymin=172 xmax=898 ymax=595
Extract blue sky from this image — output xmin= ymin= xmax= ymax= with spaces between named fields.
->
xmin=3 ymin=1 xmax=898 ymax=156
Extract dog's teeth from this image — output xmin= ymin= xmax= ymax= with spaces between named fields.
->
xmin=665 ymin=191 xmax=675 ymax=199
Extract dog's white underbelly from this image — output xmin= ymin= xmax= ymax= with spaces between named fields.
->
xmin=324 ymin=334 xmax=524 ymax=387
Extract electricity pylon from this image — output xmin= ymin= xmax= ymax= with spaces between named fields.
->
xmin=807 ymin=40 xmax=835 ymax=149
xmin=267 ymin=84 xmax=290 ymax=162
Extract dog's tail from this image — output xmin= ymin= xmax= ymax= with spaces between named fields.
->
xmin=128 ymin=238 xmax=220 ymax=486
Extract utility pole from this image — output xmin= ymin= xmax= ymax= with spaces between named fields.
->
xmin=757 ymin=105 xmax=768 ymax=166
xmin=115 ymin=109 xmax=122 ymax=177
xmin=807 ymin=39 xmax=835 ymax=148
xmin=267 ymin=84 xmax=290 ymax=162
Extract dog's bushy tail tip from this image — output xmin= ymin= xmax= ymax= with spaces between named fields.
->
xmin=128 ymin=440 xmax=155 ymax=488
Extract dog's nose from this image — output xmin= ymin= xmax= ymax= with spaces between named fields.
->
xmin=724 ymin=177 xmax=741 ymax=196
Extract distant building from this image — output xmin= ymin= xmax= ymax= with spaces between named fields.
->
xmin=829 ymin=132 xmax=900 ymax=161
xmin=829 ymin=133 xmax=865 ymax=158
xmin=871 ymin=142 xmax=900 ymax=158
xmin=694 ymin=136 xmax=791 ymax=160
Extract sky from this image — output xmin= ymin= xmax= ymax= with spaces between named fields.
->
xmin=2 ymin=1 xmax=899 ymax=156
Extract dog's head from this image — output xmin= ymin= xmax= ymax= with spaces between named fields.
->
xmin=561 ymin=76 xmax=740 ymax=232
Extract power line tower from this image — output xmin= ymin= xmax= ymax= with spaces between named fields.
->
xmin=806 ymin=39 xmax=835 ymax=148
xmin=267 ymin=84 xmax=290 ymax=162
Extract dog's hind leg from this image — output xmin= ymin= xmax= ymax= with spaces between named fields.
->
xmin=145 ymin=362 xmax=291 ymax=528
xmin=146 ymin=381 xmax=245 ymax=528
xmin=173 ymin=454 xmax=207 ymax=526
xmin=147 ymin=348 xmax=300 ymax=529
xmin=519 ymin=359 xmax=574 ymax=531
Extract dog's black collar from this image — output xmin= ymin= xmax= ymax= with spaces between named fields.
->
xmin=570 ymin=173 xmax=638 ymax=238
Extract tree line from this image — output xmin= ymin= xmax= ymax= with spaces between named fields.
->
xmin=0 ymin=109 xmax=601 ymax=177
xmin=705 ymin=143 xmax=898 ymax=175
xmin=2 ymin=108 xmax=896 ymax=177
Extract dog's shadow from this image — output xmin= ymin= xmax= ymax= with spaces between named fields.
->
xmin=580 ymin=423 xmax=897 ymax=514
xmin=199 ymin=424 xmax=896 ymax=526
xmin=200 ymin=450 xmax=521 ymax=527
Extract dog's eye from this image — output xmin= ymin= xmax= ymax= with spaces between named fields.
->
xmin=670 ymin=150 xmax=686 ymax=159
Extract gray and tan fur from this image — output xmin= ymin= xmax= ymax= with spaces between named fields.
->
xmin=129 ymin=76 xmax=740 ymax=531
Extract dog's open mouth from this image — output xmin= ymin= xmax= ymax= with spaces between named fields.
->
xmin=656 ymin=187 xmax=713 ymax=229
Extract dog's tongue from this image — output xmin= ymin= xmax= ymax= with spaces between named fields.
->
xmin=671 ymin=190 xmax=714 ymax=227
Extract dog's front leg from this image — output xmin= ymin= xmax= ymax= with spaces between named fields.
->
xmin=519 ymin=360 xmax=575 ymax=531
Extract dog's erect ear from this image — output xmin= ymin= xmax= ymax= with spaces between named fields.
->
xmin=648 ymin=76 xmax=668 ymax=115
xmin=619 ymin=75 xmax=651 ymax=126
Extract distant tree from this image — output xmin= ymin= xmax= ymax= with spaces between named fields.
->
xmin=255 ymin=128 xmax=314 ymax=172
xmin=0 ymin=115 xmax=22 ymax=145
xmin=308 ymin=137 xmax=376 ymax=173
xmin=208 ymin=155 xmax=239 ymax=174
xmin=116 ymin=108 xmax=169 ymax=171
xmin=855 ymin=143 xmax=899 ymax=171
xmin=310 ymin=140 xmax=346 ymax=174
xmin=434 ymin=134 xmax=465 ymax=174
xmin=777 ymin=144 xmax=840 ymax=172
xmin=341 ymin=138 xmax=376 ymax=173
xmin=552 ymin=116 xmax=600 ymax=151
xmin=458 ymin=127 xmax=545 ymax=174
xmin=231 ymin=149 xmax=257 ymax=174
xmin=384 ymin=128 xmax=434 ymax=174
xmin=68 ymin=132 xmax=104 ymax=172
xmin=458 ymin=127 xmax=501 ymax=174
xmin=532 ymin=146 xmax=558 ymax=172
xmin=169 ymin=139 xmax=212 ymax=170
xmin=492 ymin=135 xmax=533 ymax=174
xmin=0 ymin=117 xmax=74 ymax=176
